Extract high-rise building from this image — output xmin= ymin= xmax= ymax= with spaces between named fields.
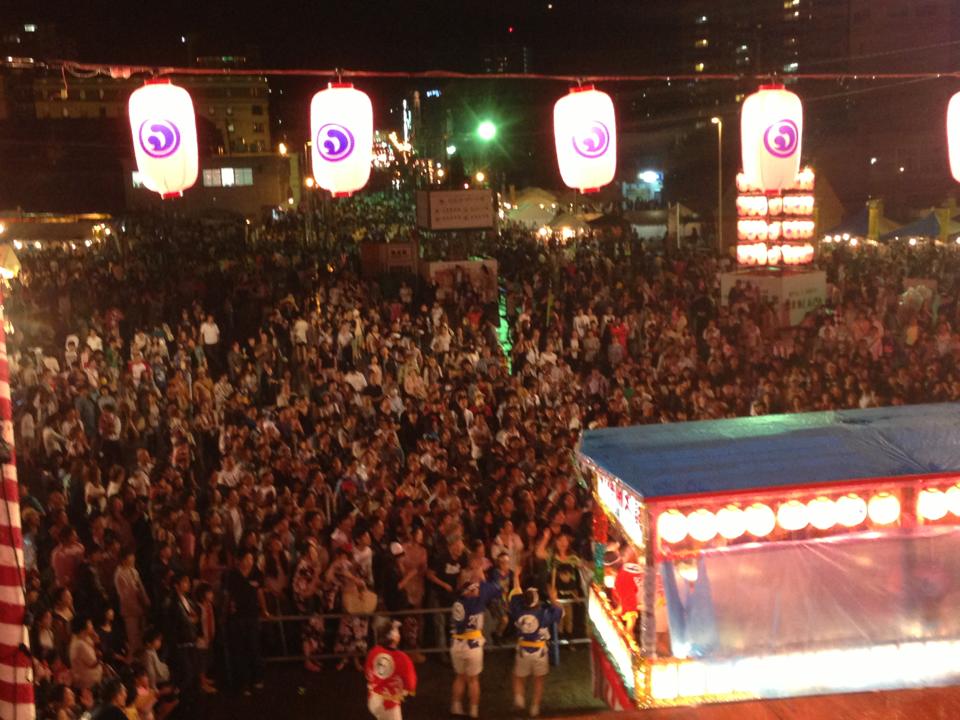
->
xmin=32 ymin=70 xmax=271 ymax=155
xmin=679 ymin=1 xmax=849 ymax=89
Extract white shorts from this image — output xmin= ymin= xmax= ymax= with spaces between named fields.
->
xmin=368 ymin=694 xmax=402 ymax=720
xmin=514 ymin=647 xmax=550 ymax=678
xmin=451 ymin=639 xmax=484 ymax=676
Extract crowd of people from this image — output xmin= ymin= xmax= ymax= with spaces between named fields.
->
xmin=8 ymin=190 xmax=960 ymax=720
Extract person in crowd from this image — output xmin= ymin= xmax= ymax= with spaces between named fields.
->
xmin=225 ymin=550 xmax=266 ymax=695
xmin=17 ymin=194 xmax=959 ymax=720
xmin=510 ymin=567 xmax=564 ymax=719
xmin=67 ymin=616 xmax=103 ymax=690
xmin=92 ymin=677 xmax=128 ymax=720
xmin=448 ymin=570 xmax=502 ymax=719
xmin=364 ymin=620 xmax=417 ymax=720
xmin=114 ymin=550 xmax=150 ymax=656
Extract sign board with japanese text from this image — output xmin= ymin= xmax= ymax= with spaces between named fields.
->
xmin=416 ymin=190 xmax=495 ymax=231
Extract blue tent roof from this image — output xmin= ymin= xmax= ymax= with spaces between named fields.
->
xmin=823 ymin=207 xmax=868 ymax=237
xmin=880 ymin=211 xmax=940 ymax=241
xmin=579 ymin=403 xmax=960 ymax=500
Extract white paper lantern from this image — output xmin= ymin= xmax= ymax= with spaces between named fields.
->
xmin=948 ymin=93 xmax=960 ymax=183
xmin=716 ymin=505 xmax=746 ymax=539
xmin=744 ymin=503 xmax=776 ymax=537
xmin=867 ymin=492 xmax=901 ymax=525
xmin=776 ymin=500 xmax=808 ymax=531
xmin=741 ymin=85 xmax=803 ymax=193
xmin=553 ymin=86 xmax=617 ymax=192
xmin=836 ymin=494 xmax=868 ymax=528
xmin=687 ymin=509 xmax=718 ymax=543
xmin=918 ymin=488 xmax=949 ymax=521
xmin=310 ymin=83 xmax=373 ymax=197
xmin=807 ymin=496 xmax=836 ymax=530
xmin=128 ymin=80 xmax=199 ymax=198
xmin=657 ymin=509 xmax=688 ymax=544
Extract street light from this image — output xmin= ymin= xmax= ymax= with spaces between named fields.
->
xmin=446 ymin=144 xmax=457 ymax=156
xmin=305 ymin=177 xmax=315 ymax=188
xmin=475 ymin=171 xmax=486 ymax=183
xmin=476 ymin=121 xmax=497 ymax=142
xmin=278 ymin=142 xmax=288 ymax=156
xmin=711 ymin=117 xmax=723 ymax=253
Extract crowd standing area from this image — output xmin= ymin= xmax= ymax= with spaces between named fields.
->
xmin=11 ymin=192 xmax=960 ymax=720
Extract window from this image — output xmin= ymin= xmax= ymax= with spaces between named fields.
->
xmin=253 ymin=122 xmax=265 ymax=133
xmin=694 ymin=62 xmax=705 ymax=72
xmin=202 ymin=167 xmax=253 ymax=188
xmin=694 ymin=38 xmax=709 ymax=48
xmin=251 ymin=105 xmax=263 ymax=115
xmin=784 ymin=62 xmax=799 ymax=73
xmin=226 ymin=106 xmax=233 ymax=116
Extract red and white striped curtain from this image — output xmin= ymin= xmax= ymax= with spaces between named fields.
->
xmin=0 ymin=300 xmax=34 ymax=719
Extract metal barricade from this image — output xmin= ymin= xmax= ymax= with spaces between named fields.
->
xmin=248 ymin=598 xmax=589 ymax=664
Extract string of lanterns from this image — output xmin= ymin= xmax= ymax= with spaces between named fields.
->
xmin=122 ymin=72 xmax=960 ymax=222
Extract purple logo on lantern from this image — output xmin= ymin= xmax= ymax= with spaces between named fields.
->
xmin=317 ymin=124 xmax=355 ymax=162
xmin=763 ymin=119 xmax=799 ymax=158
xmin=138 ymin=120 xmax=181 ymax=159
xmin=572 ymin=121 xmax=611 ymax=159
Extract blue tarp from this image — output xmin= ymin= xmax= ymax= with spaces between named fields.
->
xmin=579 ymin=403 xmax=960 ymax=500
xmin=880 ymin=211 xmax=940 ymax=241
xmin=823 ymin=207 xmax=868 ymax=238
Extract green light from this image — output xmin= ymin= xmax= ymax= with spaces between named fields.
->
xmin=477 ymin=121 xmax=497 ymax=141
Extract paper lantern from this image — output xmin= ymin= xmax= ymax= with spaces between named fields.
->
xmin=777 ymin=500 xmax=808 ymax=531
xmin=128 ymin=80 xmax=198 ymax=198
xmin=948 ymin=93 xmax=960 ymax=183
xmin=657 ymin=509 xmax=688 ymax=544
xmin=687 ymin=509 xmax=718 ymax=542
xmin=554 ymin=86 xmax=617 ymax=192
xmin=310 ymin=83 xmax=373 ymax=197
xmin=716 ymin=505 xmax=746 ymax=539
xmin=836 ymin=494 xmax=867 ymax=528
xmin=867 ymin=492 xmax=901 ymax=525
xmin=744 ymin=503 xmax=776 ymax=537
xmin=947 ymin=484 xmax=960 ymax=516
xmin=741 ymin=85 xmax=803 ymax=193
xmin=807 ymin=496 xmax=836 ymax=530
xmin=918 ymin=488 xmax=948 ymax=521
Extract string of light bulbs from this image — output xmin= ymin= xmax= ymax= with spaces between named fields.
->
xmin=47 ymin=59 xmax=960 ymax=84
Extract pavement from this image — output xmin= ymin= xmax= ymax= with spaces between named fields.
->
xmin=200 ymin=646 xmax=604 ymax=719
xmin=196 ymin=647 xmax=960 ymax=719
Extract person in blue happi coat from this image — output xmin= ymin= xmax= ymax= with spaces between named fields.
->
xmin=449 ymin=568 xmax=501 ymax=718
xmin=509 ymin=565 xmax=563 ymax=718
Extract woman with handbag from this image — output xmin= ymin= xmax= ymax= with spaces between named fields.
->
xmin=329 ymin=547 xmax=374 ymax=672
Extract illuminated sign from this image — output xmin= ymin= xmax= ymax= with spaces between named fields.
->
xmin=650 ymin=638 xmax=960 ymax=704
xmin=595 ymin=468 xmax=645 ymax=551
xmin=589 ymin=586 xmax=638 ymax=692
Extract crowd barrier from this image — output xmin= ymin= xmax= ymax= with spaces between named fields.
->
xmin=241 ymin=598 xmax=589 ymax=664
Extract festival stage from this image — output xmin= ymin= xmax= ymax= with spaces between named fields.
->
xmin=581 ymin=403 xmax=960 ymax=709
xmin=561 ymin=682 xmax=960 ymax=720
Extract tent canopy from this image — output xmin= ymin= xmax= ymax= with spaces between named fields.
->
xmin=880 ymin=211 xmax=941 ymax=241
xmin=579 ymin=403 xmax=960 ymax=500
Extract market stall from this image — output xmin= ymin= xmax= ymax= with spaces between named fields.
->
xmin=581 ymin=403 xmax=960 ymax=709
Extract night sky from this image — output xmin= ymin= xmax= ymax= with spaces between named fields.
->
xmin=11 ymin=0 xmax=677 ymax=74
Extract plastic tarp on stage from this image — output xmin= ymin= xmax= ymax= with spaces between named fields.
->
xmin=579 ymin=403 xmax=960 ymax=500
xmin=661 ymin=527 xmax=960 ymax=660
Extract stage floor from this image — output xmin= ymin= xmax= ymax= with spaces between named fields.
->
xmin=566 ymin=682 xmax=960 ymax=720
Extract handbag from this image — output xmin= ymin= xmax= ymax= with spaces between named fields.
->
xmin=342 ymin=585 xmax=378 ymax=615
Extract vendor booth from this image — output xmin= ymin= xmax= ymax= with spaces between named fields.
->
xmin=581 ymin=403 xmax=960 ymax=709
